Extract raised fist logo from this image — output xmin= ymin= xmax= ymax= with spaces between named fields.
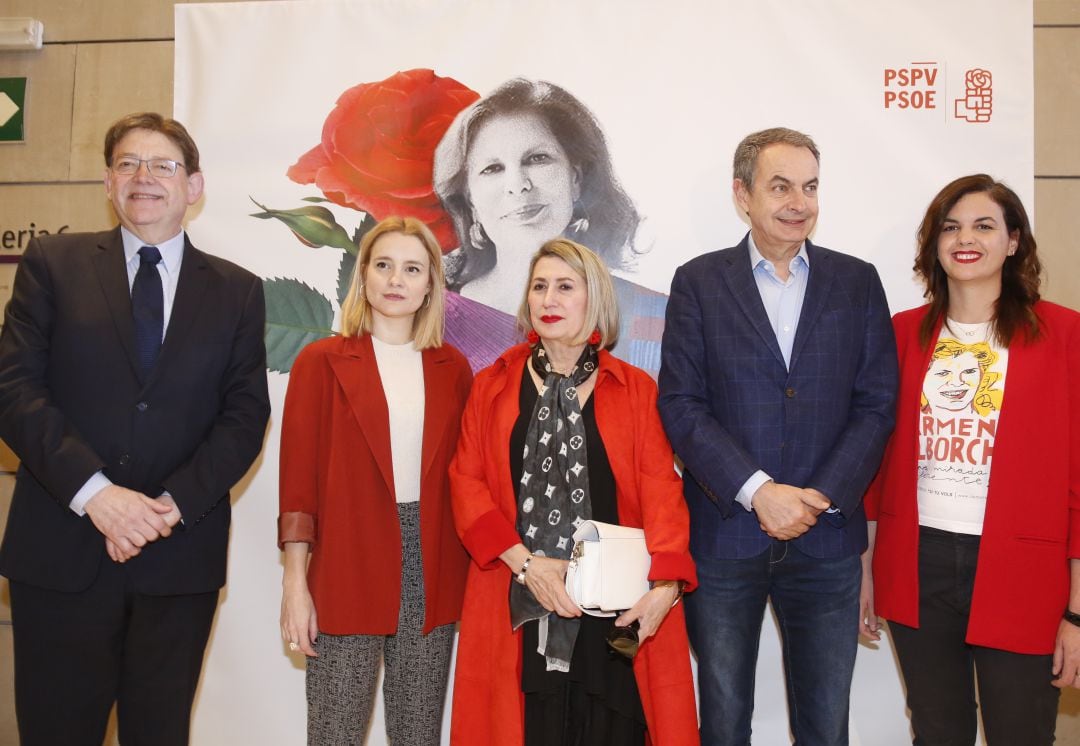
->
xmin=955 ymin=68 xmax=992 ymax=123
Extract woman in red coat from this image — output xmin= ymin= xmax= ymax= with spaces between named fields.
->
xmin=862 ymin=175 xmax=1080 ymax=744
xmin=278 ymin=216 xmax=472 ymax=744
xmin=449 ymin=237 xmax=699 ymax=746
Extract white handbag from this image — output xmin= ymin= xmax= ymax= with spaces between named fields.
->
xmin=564 ymin=520 xmax=651 ymax=617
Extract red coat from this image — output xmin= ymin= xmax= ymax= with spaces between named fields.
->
xmin=448 ymin=344 xmax=699 ymax=746
xmin=278 ymin=334 xmax=473 ymax=634
xmin=867 ymin=302 xmax=1080 ymax=654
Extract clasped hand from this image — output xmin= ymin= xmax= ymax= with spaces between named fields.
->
xmin=85 ymin=484 xmax=181 ymax=562
xmin=752 ymin=481 xmax=831 ymax=540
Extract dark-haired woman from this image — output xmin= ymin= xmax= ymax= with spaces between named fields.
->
xmin=862 ymin=175 xmax=1080 ymax=744
xmin=433 ymin=77 xmax=667 ymax=376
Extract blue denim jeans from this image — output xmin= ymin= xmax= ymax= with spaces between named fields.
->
xmin=686 ymin=541 xmax=861 ymax=746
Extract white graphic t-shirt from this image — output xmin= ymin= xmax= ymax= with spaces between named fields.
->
xmin=916 ymin=319 xmax=1009 ymax=535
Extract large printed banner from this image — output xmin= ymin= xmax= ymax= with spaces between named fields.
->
xmin=175 ymin=1 xmax=1032 ymax=743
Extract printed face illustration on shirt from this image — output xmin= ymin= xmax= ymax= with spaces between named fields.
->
xmin=924 ymin=350 xmax=982 ymax=413
xmin=920 ymin=339 xmax=1001 ymax=416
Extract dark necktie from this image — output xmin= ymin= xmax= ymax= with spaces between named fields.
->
xmin=132 ymin=245 xmax=164 ymax=377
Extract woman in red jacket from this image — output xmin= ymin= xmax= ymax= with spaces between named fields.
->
xmin=449 ymin=237 xmax=698 ymax=746
xmin=862 ymin=175 xmax=1080 ymax=744
xmin=278 ymin=216 xmax=472 ymax=744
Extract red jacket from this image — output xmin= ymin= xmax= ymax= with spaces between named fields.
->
xmin=867 ymin=302 xmax=1080 ymax=654
xmin=448 ymin=344 xmax=699 ymax=746
xmin=278 ymin=334 xmax=473 ymax=634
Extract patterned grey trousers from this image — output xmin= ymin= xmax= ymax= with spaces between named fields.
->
xmin=306 ymin=501 xmax=455 ymax=745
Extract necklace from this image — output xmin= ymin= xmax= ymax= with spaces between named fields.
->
xmin=946 ymin=317 xmax=992 ymax=341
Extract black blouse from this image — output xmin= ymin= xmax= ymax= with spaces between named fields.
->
xmin=509 ymin=364 xmax=644 ymax=727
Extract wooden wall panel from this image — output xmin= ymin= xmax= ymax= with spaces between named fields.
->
xmin=0 ymin=622 xmax=14 ymax=737
xmin=0 ymin=0 xmax=174 ymax=41
xmin=0 ymin=0 xmax=263 ymax=43
xmin=71 ymin=41 xmax=174 ymax=180
xmin=0 ymin=45 xmax=76 ymax=183
xmin=1036 ymin=0 xmax=1080 ymax=23
xmin=1035 ymin=178 xmax=1080 ymax=306
xmin=1035 ymin=28 xmax=1080 ymax=175
xmin=0 ymin=183 xmax=116 ymax=239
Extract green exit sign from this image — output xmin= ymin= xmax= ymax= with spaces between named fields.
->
xmin=0 ymin=78 xmax=27 ymax=142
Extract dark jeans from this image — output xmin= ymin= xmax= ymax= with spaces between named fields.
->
xmin=888 ymin=526 xmax=1060 ymax=746
xmin=687 ymin=541 xmax=861 ymax=746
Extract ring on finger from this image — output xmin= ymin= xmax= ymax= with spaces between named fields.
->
xmin=289 ymin=642 xmax=299 ymax=651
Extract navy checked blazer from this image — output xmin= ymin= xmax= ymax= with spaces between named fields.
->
xmin=658 ymin=235 xmax=898 ymax=560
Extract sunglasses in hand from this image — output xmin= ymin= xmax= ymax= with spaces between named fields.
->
xmin=606 ymin=619 xmax=641 ymax=659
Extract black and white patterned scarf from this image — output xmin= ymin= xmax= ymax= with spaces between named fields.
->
xmin=510 ymin=341 xmax=599 ymax=672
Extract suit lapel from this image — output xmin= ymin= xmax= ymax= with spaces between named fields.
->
xmin=327 ymin=335 xmax=395 ymax=498
xmin=93 ymin=228 xmax=142 ymax=380
xmin=149 ymin=237 xmax=209 ymax=388
xmin=420 ymin=346 xmax=454 ymax=481
xmin=789 ymin=241 xmax=836 ymax=370
xmin=720 ymin=237 xmax=785 ymax=367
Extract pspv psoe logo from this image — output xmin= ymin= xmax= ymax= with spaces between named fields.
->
xmin=954 ymin=68 xmax=992 ymax=122
xmin=883 ymin=63 xmax=993 ymax=123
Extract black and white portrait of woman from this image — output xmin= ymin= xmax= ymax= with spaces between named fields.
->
xmin=434 ymin=78 xmax=666 ymax=374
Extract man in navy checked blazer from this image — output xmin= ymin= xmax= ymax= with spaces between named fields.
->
xmin=658 ymin=127 xmax=898 ymax=745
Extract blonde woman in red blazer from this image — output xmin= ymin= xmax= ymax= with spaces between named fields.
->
xmin=448 ymin=239 xmax=698 ymax=746
xmin=278 ymin=217 xmax=472 ymax=745
xmin=862 ymin=175 xmax=1080 ymax=745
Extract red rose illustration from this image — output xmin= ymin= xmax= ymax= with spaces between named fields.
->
xmin=288 ymin=69 xmax=479 ymax=250
xmin=966 ymin=68 xmax=992 ymax=92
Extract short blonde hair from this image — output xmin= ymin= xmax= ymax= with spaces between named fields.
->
xmin=516 ymin=238 xmax=619 ymax=350
xmin=339 ymin=216 xmax=446 ymax=349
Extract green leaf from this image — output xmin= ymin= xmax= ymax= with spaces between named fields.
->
xmin=249 ymin=197 xmax=358 ymax=254
xmin=263 ymin=278 xmax=334 ymax=373
xmin=301 ymin=196 xmax=331 ymax=203
xmin=337 ymin=251 xmax=357 ymax=308
xmin=352 ymin=212 xmax=378 ymax=245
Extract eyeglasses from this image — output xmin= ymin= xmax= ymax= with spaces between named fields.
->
xmin=606 ymin=619 xmax=640 ymax=659
xmin=111 ymin=157 xmax=186 ymax=178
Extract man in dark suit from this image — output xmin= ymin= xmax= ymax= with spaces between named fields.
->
xmin=0 ymin=112 xmax=270 ymax=745
xmin=658 ymin=127 xmax=898 ymax=745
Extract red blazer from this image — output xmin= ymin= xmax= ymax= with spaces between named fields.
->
xmin=448 ymin=344 xmax=699 ymax=746
xmin=867 ymin=302 xmax=1080 ymax=654
xmin=278 ymin=334 xmax=473 ymax=635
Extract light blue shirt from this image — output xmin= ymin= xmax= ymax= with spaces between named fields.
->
xmin=69 ymin=227 xmax=186 ymax=516
xmin=748 ymin=234 xmax=809 ymax=368
xmin=736 ymin=234 xmax=811 ymax=512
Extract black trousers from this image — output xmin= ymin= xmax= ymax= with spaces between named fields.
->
xmin=9 ymin=558 xmax=219 ymax=746
xmin=888 ymin=526 xmax=1060 ymax=746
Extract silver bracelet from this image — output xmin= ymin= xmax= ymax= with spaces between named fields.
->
xmin=515 ymin=554 xmax=533 ymax=585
